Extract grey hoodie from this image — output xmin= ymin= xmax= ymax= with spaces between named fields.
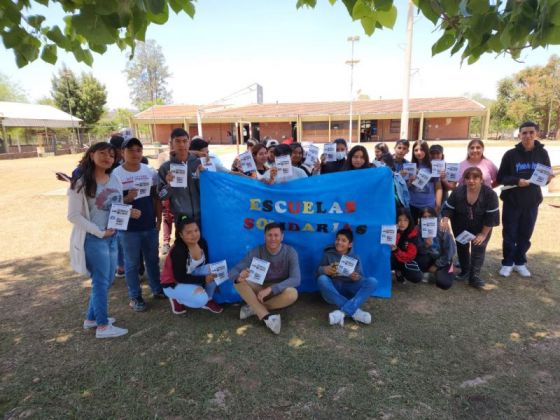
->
xmin=316 ymin=245 xmax=364 ymax=281
xmin=158 ymin=154 xmax=202 ymax=222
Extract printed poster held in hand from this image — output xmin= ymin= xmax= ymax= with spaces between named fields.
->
xmin=107 ymin=204 xmax=132 ymax=230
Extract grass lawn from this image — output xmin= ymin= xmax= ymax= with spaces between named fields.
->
xmin=1 ymin=154 xmax=559 ymax=419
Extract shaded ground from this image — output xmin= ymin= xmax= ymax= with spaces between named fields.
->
xmin=1 ymin=154 xmax=559 ymax=419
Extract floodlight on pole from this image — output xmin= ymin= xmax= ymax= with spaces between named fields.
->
xmin=346 ymin=36 xmax=360 ymax=145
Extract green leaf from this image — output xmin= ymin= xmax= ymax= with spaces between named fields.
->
xmin=95 ymin=2 xmax=120 ymax=15
xmin=168 ymin=0 xmax=183 ymax=13
xmin=146 ymin=4 xmax=169 ymax=25
xmin=417 ymin=0 xmax=440 ymax=24
xmin=41 ymin=44 xmax=57 ymax=64
xmin=468 ymin=0 xmax=489 ymax=14
xmin=373 ymin=0 xmax=393 ymax=12
xmin=353 ymin=0 xmax=372 ymax=20
xmin=2 ymin=28 xmax=24 ymax=49
xmin=361 ymin=16 xmax=376 ymax=35
xmin=2 ymin=1 xmax=22 ymax=24
xmin=341 ymin=0 xmax=358 ymax=17
xmin=432 ymin=32 xmax=456 ymax=56
xmin=145 ymin=0 xmax=166 ymax=15
xmin=431 ymin=31 xmax=456 ymax=55
xmin=450 ymin=36 xmax=465 ymax=54
xmin=551 ymin=3 xmax=560 ymax=25
xmin=329 ymin=0 xmax=337 ymax=5
xmin=15 ymin=52 xmax=29 ymax=68
xmin=182 ymin=0 xmax=195 ymax=17
xmin=26 ymin=15 xmax=46 ymax=29
xmin=543 ymin=24 xmax=560 ymax=44
xmin=376 ymin=5 xmax=397 ymax=28
xmin=442 ymin=0 xmax=460 ymax=15
xmin=89 ymin=43 xmax=108 ymax=54
xmin=467 ymin=53 xmax=480 ymax=64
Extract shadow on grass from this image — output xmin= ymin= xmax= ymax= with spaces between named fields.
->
xmin=1 ymin=250 xmax=560 ymax=418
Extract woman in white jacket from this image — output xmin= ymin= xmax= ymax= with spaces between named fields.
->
xmin=67 ymin=142 xmax=140 ymax=338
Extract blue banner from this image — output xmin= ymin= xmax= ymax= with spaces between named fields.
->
xmin=200 ymin=168 xmax=396 ymax=303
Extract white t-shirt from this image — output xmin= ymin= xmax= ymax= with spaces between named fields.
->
xmin=112 ymin=163 xmax=158 ymax=200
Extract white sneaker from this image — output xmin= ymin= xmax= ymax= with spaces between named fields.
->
xmin=352 ymin=309 xmax=372 ymax=325
xmin=264 ymin=314 xmax=281 ymax=334
xmin=499 ymin=265 xmax=513 ymax=277
xmin=96 ymin=324 xmax=128 ymax=339
xmin=513 ymin=264 xmax=532 ymax=277
xmin=239 ymin=304 xmax=256 ymax=320
xmin=83 ymin=317 xmax=115 ymax=330
xmin=328 ymin=310 xmax=345 ymax=326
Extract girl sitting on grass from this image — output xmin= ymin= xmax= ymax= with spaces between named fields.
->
xmin=161 ymin=215 xmax=223 ymax=315
xmin=416 ymin=207 xmax=456 ymax=290
xmin=391 ymin=208 xmax=422 ymax=284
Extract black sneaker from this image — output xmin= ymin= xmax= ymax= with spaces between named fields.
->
xmin=395 ymin=272 xmax=406 ymax=283
xmin=129 ymin=297 xmax=147 ymax=312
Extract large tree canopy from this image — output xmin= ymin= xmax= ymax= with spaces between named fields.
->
xmin=1 ymin=0 xmax=559 ymax=68
xmin=51 ymin=66 xmax=107 ymax=126
xmin=124 ymin=40 xmax=172 ymax=111
xmin=492 ymin=55 xmax=560 ymax=137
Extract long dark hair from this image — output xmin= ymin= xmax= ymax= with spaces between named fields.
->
xmin=343 ymin=145 xmax=370 ymax=170
xmin=411 ymin=140 xmax=431 ymax=169
xmin=71 ymin=142 xmax=115 ymax=198
xmin=396 ymin=207 xmax=415 ymax=250
xmin=290 ymin=142 xmax=304 ymax=165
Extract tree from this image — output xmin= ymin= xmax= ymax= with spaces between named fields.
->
xmin=51 ymin=66 xmax=108 ymax=126
xmin=2 ymin=1 xmax=560 ymax=68
xmin=124 ymin=40 xmax=172 ymax=111
xmin=0 ymin=73 xmax=27 ymax=102
xmin=493 ymin=55 xmax=560 ymax=138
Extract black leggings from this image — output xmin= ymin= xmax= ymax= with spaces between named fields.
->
xmin=391 ymin=257 xmax=422 ymax=283
xmin=416 ymin=253 xmax=454 ymax=290
xmin=456 ymin=231 xmax=491 ymax=282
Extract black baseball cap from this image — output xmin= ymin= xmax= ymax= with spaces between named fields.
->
xmin=122 ymin=137 xmax=143 ymax=149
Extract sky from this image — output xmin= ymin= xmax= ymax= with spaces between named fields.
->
xmin=1 ymin=0 xmax=560 ymax=110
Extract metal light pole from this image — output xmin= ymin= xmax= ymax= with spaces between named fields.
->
xmin=400 ymin=0 xmax=414 ymax=140
xmin=346 ymin=36 xmax=360 ymax=145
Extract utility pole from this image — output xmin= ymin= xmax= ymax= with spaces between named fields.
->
xmin=346 ymin=36 xmax=360 ymax=145
xmin=400 ymin=0 xmax=414 ymax=140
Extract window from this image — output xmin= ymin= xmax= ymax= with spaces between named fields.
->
xmin=390 ymin=119 xmax=400 ymax=134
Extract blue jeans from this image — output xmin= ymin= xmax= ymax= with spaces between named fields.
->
xmin=120 ymin=228 xmax=163 ymax=299
xmin=163 ymin=265 xmax=215 ymax=308
xmin=317 ymin=275 xmax=378 ymax=316
xmin=84 ymin=233 xmax=118 ymax=326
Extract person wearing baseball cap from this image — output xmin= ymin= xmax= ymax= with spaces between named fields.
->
xmin=112 ymin=137 xmax=165 ymax=312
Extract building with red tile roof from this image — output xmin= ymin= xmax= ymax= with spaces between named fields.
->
xmin=131 ymin=96 xmax=488 ymax=144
